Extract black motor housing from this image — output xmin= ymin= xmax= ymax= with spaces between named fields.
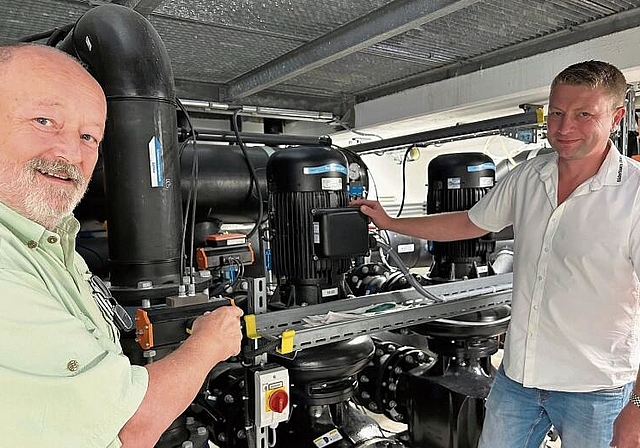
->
xmin=267 ymin=146 xmax=354 ymax=305
xmin=426 ymin=153 xmax=496 ymax=281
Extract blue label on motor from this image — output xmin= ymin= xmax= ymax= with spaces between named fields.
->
xmin=349 ymin=185 xmax=364 ymax=196
xmin=467 ymin=162 xmax=495 ymax=173
xmin=303 ymin=163 xmax=348 ymax=175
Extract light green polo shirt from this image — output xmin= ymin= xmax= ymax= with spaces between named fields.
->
xmin=0 ymin=201 xmax=148 ymax=447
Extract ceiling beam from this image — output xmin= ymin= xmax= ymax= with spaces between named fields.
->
xmin=110 ymin=0 xmax=165 ymax=16
xmin=356 ymin=6 xmax=640 ymax=102
xmin=225 ymin=0 xmax=481 ymax=100
xmin=174 ymin=78 xmax=350 ymax=117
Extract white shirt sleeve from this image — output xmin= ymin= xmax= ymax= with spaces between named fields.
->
xmin=468 ymin=164 xmax=523 ymax=233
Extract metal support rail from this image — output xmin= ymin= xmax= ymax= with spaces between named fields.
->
xmin=246 ymin=273 xmax=512 ymax=352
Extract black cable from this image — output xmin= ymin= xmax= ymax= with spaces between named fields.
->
xmin=178 ymin=134 xmax=194 ymax=158
xmin=396 ymin=146 xmax=412 ymax=217
xmin=231 ymin=109 xmax=263 ymax=239
xmin=241 ymin=338 xmax=280 ymax=358
xmin=179 ymin=190 xmax=191 ymax=281
xmin=176 ymin=98 xmax=199 ymax=282
xmin=45 ymin=24 xmax=73 ymax=47
xmin=189 ymin=141 xmax=199 ymax=283
xmin=18 ymin=29 xmax=57 ymax=43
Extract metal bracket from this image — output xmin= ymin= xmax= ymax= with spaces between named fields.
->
xmin=247 ymin=274 xmax=512 ymax=352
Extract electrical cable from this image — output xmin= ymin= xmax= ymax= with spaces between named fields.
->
xmin=18 ymin=28 xmax=60 ymax=43
xmin=176 ymin=98 xmax=199 ymax=284
xmin=178 ymin=134 xmax=194 ymax=158
xmin=45 ymin=24 xmax=73 ymax=47
xmin=231 ymin=109 xmax=263 ymax=239
xmin=331 ymin=117 xmax=384 ymax=141
xmin=375 ymin=239 xmax=443 ymax=303
xmin=188 ymin=142 xmax=199 ymax=285
xmin=179 ymin=177 xmax=192 ymax=282
xmin=395 ymin=146 xmax=412 ymax=217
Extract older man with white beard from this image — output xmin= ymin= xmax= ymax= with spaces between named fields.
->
xmin=0 ymin=44 xmax=244 ymax=448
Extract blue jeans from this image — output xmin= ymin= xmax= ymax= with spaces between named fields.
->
xmin=478 ymin=365 xmax=632 ymax=448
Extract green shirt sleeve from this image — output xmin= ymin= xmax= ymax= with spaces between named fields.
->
xmin=0 ymin=269 xmax=149 ymax=447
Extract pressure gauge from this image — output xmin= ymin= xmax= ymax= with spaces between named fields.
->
xmin=348 ymin=162 xmax=362 ymax=181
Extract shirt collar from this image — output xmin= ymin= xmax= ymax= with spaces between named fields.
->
xmin=532 ymin=151 xmax=557 ymax=181
xmin=532 ymin=141 xmax=627 ymax=189
xmin=594 ymin=141 xmax=626 ymax=189
xmin=0 ymin=201 xmax=79 ymax=247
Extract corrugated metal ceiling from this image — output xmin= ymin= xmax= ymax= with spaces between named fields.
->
xmin=1 ymin=0 xmax=640 ymax=118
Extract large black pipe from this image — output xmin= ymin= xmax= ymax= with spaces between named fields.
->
xmin=60 ymin=5 xmax=182 ymax=289
xmin=180 ymin=144 xmax=270 ymax=223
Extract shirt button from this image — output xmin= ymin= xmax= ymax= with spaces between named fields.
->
xmin=27 ymin=240 xmax=38 ymax=249
xmin=544 ymin=247 xmax=549 ymax=253
xmin=67 ymin=359 xmax=79 ymax=372
xmin=533 ymin=305 xmax=539 ymax=310
xmin=47 ymin=236 xmax=58 ymax=244
xmin=538 ymin=275 xmax=543 ymax=281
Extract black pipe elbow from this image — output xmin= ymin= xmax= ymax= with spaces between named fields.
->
xmin=60 ymin=4 xmax=183 ymax=295
xmin=60 ymin=4 xmax=174 ymax=100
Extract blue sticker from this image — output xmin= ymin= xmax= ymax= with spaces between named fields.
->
xmin=349 ymin=185 xmax=364 ymax=196
xmin=265 ymin=248 xmax=272 ymax=271
xmin=148 ymin=136 xmax=165 ymax=188
xmin=467 ymin=162 xmax=495 ymax=173
xmin=303 ymin=163 xmax=348 ymax=175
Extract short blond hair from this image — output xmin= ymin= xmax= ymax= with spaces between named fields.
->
xmin=551 ymin=60 xmax=627 ymax=108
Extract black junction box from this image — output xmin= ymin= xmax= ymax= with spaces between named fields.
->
xmin=311 ymin=207 xmax=369 ymax=258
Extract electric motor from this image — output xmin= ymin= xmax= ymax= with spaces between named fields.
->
xmin=267 ymin=146 xmax=353 ymax=305
xmin=426 ymin=153 xmax=496 ymax=281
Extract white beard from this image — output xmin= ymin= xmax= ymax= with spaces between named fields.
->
xmin=0 ymin=158 xmax=87 ymax=230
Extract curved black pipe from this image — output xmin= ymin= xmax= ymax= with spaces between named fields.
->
xmin=60 ymin=4 xmax=182 ymax=289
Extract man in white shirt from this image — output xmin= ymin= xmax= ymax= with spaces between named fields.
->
xmin=352 ymin=60 xmax=640 ymax=448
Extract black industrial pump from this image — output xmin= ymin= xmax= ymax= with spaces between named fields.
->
xmin=427 ymin=153 xmax=496 ymax=281
xmin=267 ymin=146 xmax=369 ymax=306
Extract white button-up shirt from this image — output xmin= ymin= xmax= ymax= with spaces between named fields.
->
xmin=468 ymin=143 xmax=640 ymax=391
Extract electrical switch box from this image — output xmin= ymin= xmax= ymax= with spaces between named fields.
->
xmin=254 ymin=366 xmax=290 ymax=428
